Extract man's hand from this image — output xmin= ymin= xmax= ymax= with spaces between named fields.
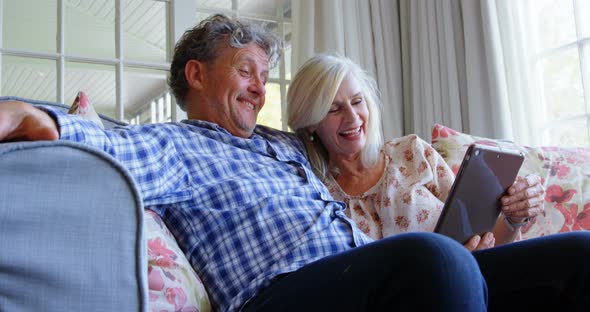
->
xmin=0 ymin=100 xmax=59 ymax=142
xmin=464 ymin=232 xmax=495 ymax=252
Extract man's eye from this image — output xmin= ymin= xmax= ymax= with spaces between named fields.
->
xmin=239 ymin=69 xmax=250 ymax=76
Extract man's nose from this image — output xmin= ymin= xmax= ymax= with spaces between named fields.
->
xmin=249 ymin=77 xmax=266 ymax=97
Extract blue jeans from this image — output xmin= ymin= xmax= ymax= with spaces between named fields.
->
xmin=243 ymin=232 xmax=487 ymax=311
xmin=242 ymin=231 xmax=590 ymax=311
xmin=473 ymin=231 xmax=590 ymax=311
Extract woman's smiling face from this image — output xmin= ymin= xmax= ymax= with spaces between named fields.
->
xmin=312 ymin=74 xmax=369 ymax=162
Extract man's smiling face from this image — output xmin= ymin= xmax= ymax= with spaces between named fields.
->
xmin=196 ymin=42 xmax=269 ymax=138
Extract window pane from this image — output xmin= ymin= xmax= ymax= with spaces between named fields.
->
xmin=66 ymin=0 xmax=115 ymax=58
xmin=257 ymin=82 xmax=282 ymax=129
xmin=239 ymin=0 xmax=277 ymax=17
xmin=196 ymin=0 xmax=232 ymax=10
xmin=543 ymin=118 xmax=590 ymax=147
xmin=532 ymin=0 xmax=577 ymax=50
xmin=124 ymin=67 xmax=168 ymax=123
xmin=123 ymin=0 xmax=169 ymax=63
xmin=577 ymin=0 xmax=590 ymax=39
xmin=539 ymin=48 xmax=585 ymax=120
xmin=196 ymin=12 xmax=212 ymax=24
xmin=1 ymin=55 xmax=56 ymax=102
xmin=65 ymin=62 xmax=116 ymax=118
xmin=2 ymin=0 xmax=57 ymax=53
xmin=284 ymin=0 xmax=292 ymax=19
xmin=269 ymin=64 xmax=280 ymax=80
xmin=285 ymin=22 xmax=292 ymax=80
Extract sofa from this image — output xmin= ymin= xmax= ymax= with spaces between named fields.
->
xmin=0 ymin=97 xmax=211 ymax=312
xmin=1 ymin=97 xmax=589 ymax=312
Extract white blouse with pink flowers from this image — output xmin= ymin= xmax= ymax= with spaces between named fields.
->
xmin=325 ymin=135 xmax=455 ymax=240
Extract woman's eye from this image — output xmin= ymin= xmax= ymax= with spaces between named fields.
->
xmin=352 ymin=99 xmax=363 ymax=105
xmin=239 ymin=69 xmax=250 ymax=76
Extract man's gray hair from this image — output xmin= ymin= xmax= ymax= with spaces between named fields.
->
xmin=168 ymin=14 xmax=283 ymax=110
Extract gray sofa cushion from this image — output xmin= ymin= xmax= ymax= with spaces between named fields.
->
xmin=0 ymin=140 xmax=147 ymax=311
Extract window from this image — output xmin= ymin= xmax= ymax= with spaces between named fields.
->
xmin=1 ymin=0 xmax=173 ymax=123
xmin=129 ymin=92 xmax=172 ymax=124
xmin=1 ymin=0 xmax=291 ymax=129
xmin=523 ymin=0 xmax=590 ymax=147
xmin=195 ymin=0 xmax=292 ymax=131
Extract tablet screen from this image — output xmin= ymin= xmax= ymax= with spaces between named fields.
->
xmin=434 ymin=144 xmax=524 ymax=244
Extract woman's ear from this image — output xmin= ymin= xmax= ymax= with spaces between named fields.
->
xmin=185 ymin=60 xmax=206 ymax=91
xmin=306 ymin=125 xmax=317 ymax=135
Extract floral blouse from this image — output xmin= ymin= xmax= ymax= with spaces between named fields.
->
xmin=325 ymin=135 xmax=455 ymax=239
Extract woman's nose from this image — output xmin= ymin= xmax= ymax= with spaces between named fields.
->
xmin=343 ymin=104 xmax=359 ymax=122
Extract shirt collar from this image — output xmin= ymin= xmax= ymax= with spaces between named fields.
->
xmin=181 ymin=119 xmax=265 ymax=140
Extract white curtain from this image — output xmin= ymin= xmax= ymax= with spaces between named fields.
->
xmin=483 ymin=0 xmax=539 ymax=146
xmin=292 ymin=0 xmax=404 ymax=140
xmin=292 ymin=0 xmax=533 ymax=143
xmin=399 ymin=0 xmax=466 ymax=140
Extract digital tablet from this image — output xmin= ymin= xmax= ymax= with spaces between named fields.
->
xmin=434 ymin=143 xmax=525 ymax=244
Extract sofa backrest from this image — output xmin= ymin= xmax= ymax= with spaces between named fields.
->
xmin=0 ymin=96 xmax=126 ymax=129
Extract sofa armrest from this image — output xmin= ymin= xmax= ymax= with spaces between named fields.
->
xmin=0 ymin=141 xmax=147 ymax=311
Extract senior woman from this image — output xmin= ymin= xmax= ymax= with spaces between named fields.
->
xmin=287 ymin=54 xmax=544 ymax=249
xmin=285 ymin=54 xmax=590 ymax=310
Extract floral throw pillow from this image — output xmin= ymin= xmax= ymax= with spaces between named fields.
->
xmin=67 ymin=91 xmax=105 ymax=128
xmin=431 ymin=123 xmax=590 ymax=239
xmin=144 ymin=209 xmax=212 ymax=312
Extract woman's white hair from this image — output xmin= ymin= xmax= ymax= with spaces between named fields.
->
xmin=287 ymin=54 xmax=384 ymax=181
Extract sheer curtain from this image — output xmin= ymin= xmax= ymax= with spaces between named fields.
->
xmin=292 ymin=0 xmax=531 ymax=143
xmin=292 ymin=0 xmax=404 ymax=140
xmin=479 ymin=0 xmax=539 ymax=145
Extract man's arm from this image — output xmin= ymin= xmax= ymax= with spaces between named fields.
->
xmin=0 ymin=100 xmax=59 ymax=142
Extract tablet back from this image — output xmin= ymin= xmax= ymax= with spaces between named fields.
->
xmin=434 ymin=144 xmax=524 ymax=244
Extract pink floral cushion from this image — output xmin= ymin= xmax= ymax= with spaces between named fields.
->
xmin=67 ymin=91 xmax=105 ymax=128
xmin=431 ymin=123 xmax=590 ymax=239
xmin=144 ymin=209 xmax=212 ymax=312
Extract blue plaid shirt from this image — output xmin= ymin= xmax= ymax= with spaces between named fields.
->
xmin=50 ymin=109 xmax=374 ymax=311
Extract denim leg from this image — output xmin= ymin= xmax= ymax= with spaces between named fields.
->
xmin=242 ymin=232 xmax=487 ymax=312
xmin=473 ymin=231 xmax=590 ymax=312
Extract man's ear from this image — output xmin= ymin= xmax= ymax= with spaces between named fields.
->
xmin=185 ymin=60 xmax=206 ymax=91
